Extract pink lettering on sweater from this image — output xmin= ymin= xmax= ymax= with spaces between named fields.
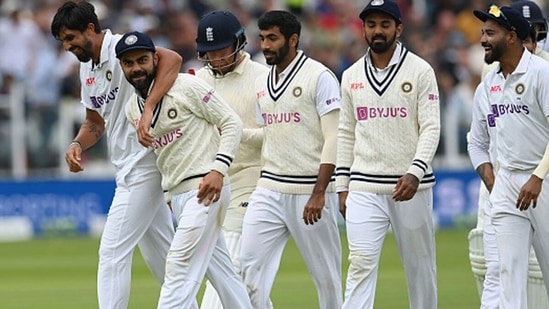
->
xmin=356 ymin=107 xmax=408 ymax=120
xmin=261 ymin=112 xmax=301 ymax=124
xmin=152 ymin=128 xmax=184 ymax=149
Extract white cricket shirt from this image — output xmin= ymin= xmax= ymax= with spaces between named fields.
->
xmin=79 ymin=30 xmax=156 ymax=182
xmin=479 ymin=50 xmax=549 ymax=171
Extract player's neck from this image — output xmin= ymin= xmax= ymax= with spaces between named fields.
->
xmin=369 ymin=44 xmax=397 ymax=70
xmin=275 ymin=50 xmax=298 ymax=78
xmin=499 ymin=47 xmax=524 ymax=78
xmin=92 ymin=31 xmax=106 ymax=66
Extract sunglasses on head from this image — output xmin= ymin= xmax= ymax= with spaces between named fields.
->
xmin=488 ymin=4 xmax=516 ymax=32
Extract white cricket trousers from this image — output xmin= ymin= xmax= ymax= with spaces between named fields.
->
xmin=98 ymin=168 xmax=175 ymax=309
xmin=240 ymin=187 xmax=343 ymax=309
xmin=480 ymin=187 xmax=500 ymax=309
xmin=342 ymin=190 xmax=437 ymax=309
xmin=201 ymin=185 xmax=252 ymax=309
xmin=157 ymin=185 xmax=252 ymax=309
xmin=491 ymin=168 xmax=549 ymax=309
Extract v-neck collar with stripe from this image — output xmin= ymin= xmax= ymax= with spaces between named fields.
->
xmin=364 ymin=42 xmax=408 ymax=96
xmin=135 ymin=95 xmax=163 ymax=128
xmin=267 ymin=50 xmax=308 ymax=101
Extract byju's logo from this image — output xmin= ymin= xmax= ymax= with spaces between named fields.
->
xmin=487 ymin=104 xmax=499 ymax=127
xmin=487 ymin=103 xmax=530 ymax=127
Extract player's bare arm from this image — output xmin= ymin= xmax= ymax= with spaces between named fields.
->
xmin=137 ymin=47 xmax=182 ymax=147
xmin=338 ymin=191 xmax=348 ymax=220
xmin=392 ymin=173 xmax=420 ymax=202
xmin=475 ymin=162 xmax=495 ymax=193
xmin=65 ymin=108 xmax=105 ymax=173
xmin=303 ymin=163 xmax=335 ymax=225
xmin=197 ymin=170 xmax=224 ymax=206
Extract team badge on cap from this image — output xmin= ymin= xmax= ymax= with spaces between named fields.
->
xmin=206 ymin=27 xmax=214 ymax=42
xmin=371 ymin=0 xmax=384 ymax=6
xmin=124 ymin=34 xmax=138 ymax=46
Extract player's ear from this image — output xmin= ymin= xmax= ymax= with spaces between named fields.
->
xmin=153 ymin=50 xmax=159 ymax=66
xmin=86 ymin=22 xmax=95 ymax=34
xmin=396 ymin=23 xmax=404 ymax=38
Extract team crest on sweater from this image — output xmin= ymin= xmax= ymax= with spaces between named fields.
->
xmin=401 ymin=82 xmax=412 ymax=93
xmin=292 ymin=86 xmax=302 ymax=97
xmin=106 ymin=70 xmax=112 ymax=81
xmin=167 ymin=108 xmax=177 ymax=119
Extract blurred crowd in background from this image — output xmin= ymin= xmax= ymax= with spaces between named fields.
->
xmin=0 ymin=0 xmax=547 ymax=177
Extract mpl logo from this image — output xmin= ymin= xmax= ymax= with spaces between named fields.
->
xmin=257 ymin=90 xmax=265 ymax=99
xmin=350 ymin=82 xmax=364 ymax=90
xmin=86 ymin=77 xmax=96 ymax=87
xmin=490 ymin=85 xmax=502 ymax=93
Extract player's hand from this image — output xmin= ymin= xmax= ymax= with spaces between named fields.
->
xmin=197 ymin=170 xmax=223 ymax=206
xmin=65 ymin=143 xmax=84 ymax=173
xmin=516 ymin=175 xmax=543 ymax=211
xmin=393 ymin=173 xmax=419 ymax=201
xmin=338 ymin=191 xmax=348 ymax=220
xmin=137 ymin=108 xmax=155 ymax=147
xmin=302 ymin=192 xmax=325 ymax=225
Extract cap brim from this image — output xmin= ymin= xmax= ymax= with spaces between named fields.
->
xmin=197 ymin=41 xmax=233 ymax=53
xmin=473 ymin=10 xmax=509 ymax=30
xmin=359 ymin=8 xmax=401 ymax=24
xmin=473 ymin=10 xmax=490 ymax=22
xmin=116 ymin=46 xmax=155 ymax=58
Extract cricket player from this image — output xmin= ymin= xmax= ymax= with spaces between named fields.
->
xmin=117 ymin=31 xmax=251 ymax=308
xmin=51 ymin=2 xmax=179 ymax=308
xmin=336 ymin=1 xmax=440 ymax=308
xmin=470 ymin=4 xmax=549 ymax=308
xmin=193 ymin=10 xmax=269 ymax=309
xmin=239 ymin=10 xmax=343 ymax=309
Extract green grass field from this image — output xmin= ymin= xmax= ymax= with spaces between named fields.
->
xmin=0 ymin=229 xmax=479 ymax=308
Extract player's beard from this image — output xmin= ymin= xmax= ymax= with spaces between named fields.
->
xmin=482 ymin=41 xmax=505 ymax=64
xmin=366 ymin=32 xmax=397 ymax=54
xmin=72 ymin=39 xmax=94 ymax=62
xmin=128 ymin=66 xmax=157 ymax=95
xmin=263 ymin=40 xmax=290 ymax=65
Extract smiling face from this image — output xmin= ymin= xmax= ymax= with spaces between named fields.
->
xmin=57 ymin=25 xmax=95 ymax=62
xmin=119 ymin=49 xmax=158 ymax=96
xmin=480 ymin=19 xmax=510 ymax=64
xmin=362 ymin=11 xmax=402 ymax=55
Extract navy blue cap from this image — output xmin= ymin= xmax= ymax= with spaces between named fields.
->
xmin=474 ymin=5 xmax=531 ymax=40
xmin=510 ymin=0 xmax=547 ymax=41
xmin=359 ymin=0 xmax=402 ymax=24
xmin=196 ymin=10 xmax=244 ymax=53
xmin=115 ymin=31 xmax=155 ymax=59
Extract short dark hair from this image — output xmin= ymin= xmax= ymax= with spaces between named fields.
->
xmin=258 ymin=10 xmax=301 ymax=47
xmin=51 ymin=1 xmax=101 ymax=39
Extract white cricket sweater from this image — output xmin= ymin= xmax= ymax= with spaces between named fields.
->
xmin=125 ymin=73 xmax=242 ymax=194
xmin=336 ymin=45 xmax=440 ymax=194
xmin=255 ymin=51 xmax=341 ymax=194
xmin=196 ymin=52 xmax=268 ymax=191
